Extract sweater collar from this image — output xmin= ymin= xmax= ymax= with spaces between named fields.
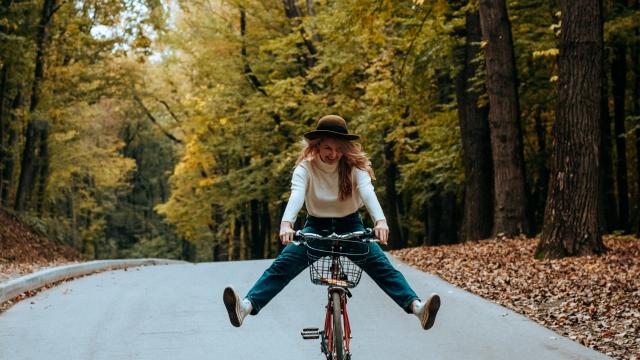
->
xmin=313 ymin=157 xmax=338 ymax=174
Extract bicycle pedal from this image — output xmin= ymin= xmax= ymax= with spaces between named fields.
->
xmin=301 ymin=328 xmax=320 ymax=340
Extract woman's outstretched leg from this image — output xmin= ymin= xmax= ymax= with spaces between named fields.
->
xmin=361 ymin=242 xmax=440 ymax=330
xmin=224 ymin=243 xmax=308 ymax=327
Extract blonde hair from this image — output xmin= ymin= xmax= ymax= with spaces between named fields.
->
xmin=296 ymin=137 xmax=376 ymax=201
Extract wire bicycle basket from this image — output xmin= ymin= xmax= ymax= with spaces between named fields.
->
xmin=305 ymin=239 xmax=370 ymax=288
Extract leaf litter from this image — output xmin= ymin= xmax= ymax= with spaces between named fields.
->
xmin=392 ymin=235 xmax=639 ymax=360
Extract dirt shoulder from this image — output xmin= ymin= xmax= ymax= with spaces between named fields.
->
xmin=391 ymin=236 xmax=639 ymax=360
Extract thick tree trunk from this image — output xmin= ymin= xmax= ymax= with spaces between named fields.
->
xmin=382 ymin=140 xmax=405 ymax=249
xmin=15 ymin=0 xmax=57 ymax=212
xmin=600 ymin=54 xmax=618 ymax=232
xmin=536 ymin=0 xmax=605 ymax=259
xmin=611 ymin=31 xmax=630 ymax=233
xmin=478 ymin=0 xmax=530 ymax=237
xmin=14 ymin=120 xmax=38 ymax=211
xmin=455 ymin=9 xmax=494 ymax=241
xmin=30 ymin=0 xmax=57 ymax=114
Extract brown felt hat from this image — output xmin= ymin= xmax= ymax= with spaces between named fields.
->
xmin=304 ymin=115 xmax=360 ymax=141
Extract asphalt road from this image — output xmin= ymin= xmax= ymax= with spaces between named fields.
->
xmin=0 ymin=256 xmax=610 ymax=360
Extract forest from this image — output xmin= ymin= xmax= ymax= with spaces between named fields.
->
xmin=0 ymin=0 xmax=639 ymax=262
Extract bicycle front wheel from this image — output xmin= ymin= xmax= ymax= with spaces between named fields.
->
xmin=331 ymin=292 xmax=345 ymax=360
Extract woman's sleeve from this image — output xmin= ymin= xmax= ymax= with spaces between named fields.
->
xmin=355 ymin=169 xmax=386 ymax=222
xmin=281 ymin=164 xmax=308 ymax=224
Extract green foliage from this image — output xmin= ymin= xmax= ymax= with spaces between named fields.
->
xmin=3 ymin=0 xmax=639 ymax=259
xmin=153 ymin=0 xmax=467 ymax=252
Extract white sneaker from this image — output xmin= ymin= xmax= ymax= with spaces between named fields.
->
xmin=414 ymin=294 xmax=440 ymax=330
xmin=223 ymin=286 xmax=251 ymax=327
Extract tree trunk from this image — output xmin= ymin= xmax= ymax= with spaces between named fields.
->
xmin=382 ymin=140 xmax=405 ymax=249
xmin=633 ymin=30 xmax=640 ymax=236
xmin=230 ymin=217 xmax=242 ymax=260
xmin=15 ymin=0 xmax=57 ymax=212
xmin=14 ymin=120 xmax=38 ymax=211
xmin=424 ymin=188 xmax=457 ymax=245
xmin=420 ymin=204 xmax=428 ymax=246
xmin=478 ymin=0 xmax=530 ymax=237
xmin=30 ymin=0 xmax=57 ymax=114
xmin=441 ymin=190 xmax=458 ymax=244
xmin=35 ymin=122 xmax=49 ymax=215
xmin=250 ymin=199 xmax=264 ymax=259
xmin=426 ymin=191 xmax=441 ymax=246
xmin=181 ymin=238 xmax=195 ymax=262
xmin=261 ymin=200 xmax=271 ymax=258
xmin=240 ymin=209 xmax=249 ymax=260
xmin=0 ymin=64 xmax=7 ymax=143
xmin=612 ymin=35 xmax=630 ymax=233
xmin=532 ymin=108 xmax=549 ymax=227
xmin=536 ymin=0 xmax=605 ymax=259
xmin=454 ymin=8 xmax=494 ymax=241
xmin=0 ymin=64 xmax=8 ymax=199
xmin=1 ymin=89 xmax=21 ymax=206
xmin=600 ymin=51 xmax=618 ymax=232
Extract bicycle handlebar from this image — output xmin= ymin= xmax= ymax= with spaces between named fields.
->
xmin=292 ymin=228 xmax=378 ymax=246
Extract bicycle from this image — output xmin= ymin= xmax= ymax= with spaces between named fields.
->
xmin=294 ymin=228 xmax=377 ymax=360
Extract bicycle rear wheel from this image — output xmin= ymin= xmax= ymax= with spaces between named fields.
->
xmin=331 ymin=292 xmax=345 ymax=360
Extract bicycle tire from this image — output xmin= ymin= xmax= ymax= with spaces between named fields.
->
xmin=332 ymin=292 xmax=345 ymax=360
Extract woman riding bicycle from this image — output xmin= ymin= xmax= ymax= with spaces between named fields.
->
xmin=223 ymin=114 xmax=440 ymax=330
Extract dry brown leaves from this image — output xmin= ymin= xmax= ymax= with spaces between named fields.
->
xmin=391 ymin=236 xmax=640 ymax=360
xmin=1 ymin=208 xmax=79 ymax=284
xmin=0 ymin=209 xmax=79 ymax=264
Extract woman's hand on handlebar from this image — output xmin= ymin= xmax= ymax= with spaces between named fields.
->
xmin=279 ymin=221 xmax=296 ymax=245
xmin=374 ymin=219 xmax=389 ymax=245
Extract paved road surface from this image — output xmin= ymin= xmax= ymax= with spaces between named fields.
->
xmin=0 ymin=257 xmax=610 ymax=360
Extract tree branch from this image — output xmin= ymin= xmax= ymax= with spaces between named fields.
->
xmin=398 ymin=8 xmax=432 ymax=87
xmin=157 ymin=99 xmax=181 ymax=123
xmin=132 ymin=93 xmax=183 ymax=144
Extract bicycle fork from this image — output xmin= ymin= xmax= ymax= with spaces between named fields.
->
xmin=301 ymin=287 xmax=353 ymax=358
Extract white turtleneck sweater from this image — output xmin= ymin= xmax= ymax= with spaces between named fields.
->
xmin=281 ymin=158 xmax=386 ymax=224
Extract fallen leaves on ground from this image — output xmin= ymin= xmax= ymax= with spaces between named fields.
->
xmin=391 ymin=236 xmax=640 ymax=360
xmin=1 ymin=208 xmax=79 ymax=283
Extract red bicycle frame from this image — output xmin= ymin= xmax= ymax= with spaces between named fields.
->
xmin=324 ymin=288 xmax=352 ymax=354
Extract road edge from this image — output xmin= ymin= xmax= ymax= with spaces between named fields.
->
xmin=0 ymin=259 xmax=188 ymax=304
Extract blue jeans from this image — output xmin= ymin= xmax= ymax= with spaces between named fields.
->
xmin=245 ymin=212 xmax=419 ymax=315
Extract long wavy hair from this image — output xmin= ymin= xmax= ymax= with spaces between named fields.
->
xmin=296 ymin=137 xmax=375 ymax=201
